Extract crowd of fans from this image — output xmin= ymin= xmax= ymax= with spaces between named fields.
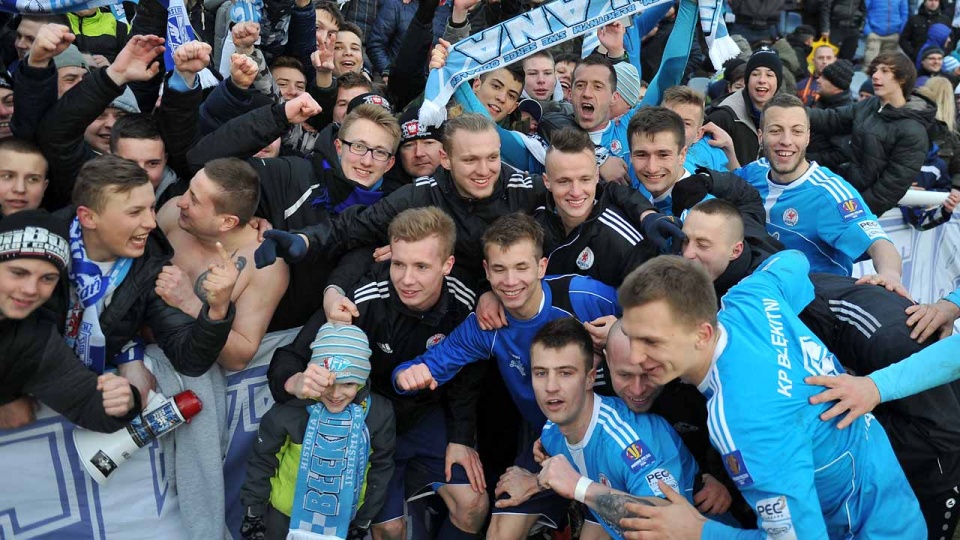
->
xmin=2 ymin=0 xmax=960 ymax=538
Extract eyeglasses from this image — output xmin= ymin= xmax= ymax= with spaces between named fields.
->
xmin=340 ymin=139 xmax=393 ymax=162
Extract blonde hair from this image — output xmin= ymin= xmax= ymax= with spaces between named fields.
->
xmin=918 ymin=77 xmax=957 ymax=133
xmin=388 ymin=207 xmax=457 ymax=258
xmin=662 ymin=85 xmax=707 ymax=112
xmin=340 ymin=103 xmax=402 ymax=151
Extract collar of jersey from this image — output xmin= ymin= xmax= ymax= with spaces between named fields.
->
xmin=386 ymin=278 xmax=448 ymax=325
xmin=697 ymin=322 xmax=729 ymax=394
xmin=765 ymin=161 xmax=820 ymax=190
xmin=565 ymin=393 xmax=603 ymax=451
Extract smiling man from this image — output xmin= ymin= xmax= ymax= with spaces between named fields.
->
xmin=707 ymin=47 xmax=783 ymax=166
xmin=333 ymin=23 xmax=365 ymax=76
xmin=615 ymin=253 xmax=926 ymax=539
xmin=391 ymin=213 xmax=622 ymax=539
xmin=733 ymin=93 xmax=904 ymax=283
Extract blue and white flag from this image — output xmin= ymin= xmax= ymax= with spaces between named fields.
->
xmin=419 ymin=0 xmax=676 ymax=126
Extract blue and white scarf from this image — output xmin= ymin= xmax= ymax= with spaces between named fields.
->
xmin=158 ymin=0 xmax=198 ymax=72
xmin=419 ymin=0 xmax=675 ymax=126
xmin=288 ymin=399 xmax=370 ymax=540
xmin=580 ymin=0 xmax=737 ymax=70
xmin=64 ymin=217 xmax=134 ymax=374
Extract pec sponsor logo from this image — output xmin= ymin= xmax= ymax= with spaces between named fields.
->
xmin=576 ymin=247 xmax=595 ymax=270
xmin=782 ymin=208 xmax=799 ymax=227
xmin=644 ymin=468 xmax=678 ymax=497
xmin=723 ymin=450 xmax=754 ymax=487
xmin=858 ymin=220 xmax=885 ymax=240
xmin=838 ymin=198 xmax=865 ymax=222
xmin=621 ymin=439 xmax=656 ymax=470
xmin=426 ymin=334 xmax=446 ymax=349
xmin=757 ymin=496 xmax=796 ymax=539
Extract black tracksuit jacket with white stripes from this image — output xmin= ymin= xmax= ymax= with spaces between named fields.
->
xmin=268 ymin=261 xmax=485 ymax=444
xmin=537 ymin=183 xmax=659 ymax=287
xmin=800 ymin=273 xmax=960 ymax=497
xmin=302 ymin=165 xmax=658 ymax=290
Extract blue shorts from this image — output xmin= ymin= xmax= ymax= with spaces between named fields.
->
xmin=490 ymin=424 xmax=568 ymax=530
xmin=373 ymin=406 xmax=471 ymax=524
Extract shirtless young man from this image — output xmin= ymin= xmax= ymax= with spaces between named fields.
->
xmin=155 ymin=158 xmax=289 ymax=371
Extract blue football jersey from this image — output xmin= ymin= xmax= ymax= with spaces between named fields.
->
xmin=698 ymin=250 xmax=925 ymax=539
xmin=541 ymin=395 xmax=698 ymax=539
xmin=734 ymin=160 xmax=888 ymax=275
xmin=393 ymin=275 xmax=620 ymax=430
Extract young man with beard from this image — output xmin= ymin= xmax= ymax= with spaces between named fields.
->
xmin=525 ymin=318 xmax=700 ymax=540
xmin=0 ymin=209 xmax=141 ymax=431
xmin=678 ymin=200 xmax=960 ymax=539
xmin=707 ymin=47 xmax=783 ymax=166
xmin=733 ymin=93 xmax=904 ymax=284
xmin=268 ymin=207 xmax=488 ymax=540
xmin=155 ymin=158 xmax=289 ymax=371
xmin=392 ymin=213 xmax=622 ymax=539
xmin=614 ymin=253 xmax=926 ymax=539
xmin=187 ymin=99 xmax=400 ymax=329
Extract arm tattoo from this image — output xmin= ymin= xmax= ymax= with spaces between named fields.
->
xmin=193 ymin=254 xmax=247 ymax=301
xmin=591 ymin=492 xmax=655 ymax=534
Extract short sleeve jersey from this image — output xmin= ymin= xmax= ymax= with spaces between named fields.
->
xmin=541 ymin=395 xmax=698 ymax=539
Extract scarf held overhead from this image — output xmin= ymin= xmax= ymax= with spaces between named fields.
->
xmin=419 ymin=0 xmax=676 ymax=126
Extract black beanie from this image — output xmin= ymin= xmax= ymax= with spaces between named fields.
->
xmin=0 ymin=71 xmax=12 ymax=91
xmin=346 ymin=92 xmax=392 ymax=116
xmin=398 ymin=106 xmax=444 ymax=144
xmin=822 ymin=59 xmax=854 ymax=91
xmin=745 ymin=47 xmax=783 ymax=91
xmin=0 ymin=210 xmax=70 ymax=273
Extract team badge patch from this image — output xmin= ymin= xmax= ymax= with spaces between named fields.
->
xmin=723 ymin=450 xmax=754 ymax=487
xmin=426 ymin=334 xmax=446 ymax=349
xmin=598 ymin=473 xmax=611 ymax=488
xmin=610 ymin=140 xmax=622 ymax=154
xmin=782 ymin=208 xmax=799 ymax=227
xmin=576 ymin=247 xmax=595 ymax=270
xmin=838 ymin=198 xmax=865 ymax=222
xmin=621 ymin=439 xmax=656 ymax=470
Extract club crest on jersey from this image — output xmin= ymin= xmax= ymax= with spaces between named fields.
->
xmin=577 ymin=247 xmax=595 ymax=270
xmin=838 ymin=198 xmax=864 ymax=222
xmin=621 ymin=439 xmax=655 ymax=470
xmin=782 ymin=208 xmax=799 ymax=227
xmin=426 ymin=334 xmax=446 ymax=349
xmin=723 ymin=450 xmax=754 ymax=487
xmin=598 ymin=473 xmax=611 ymax=487
xmin=610 ymin=140 xmax=622 ymax=154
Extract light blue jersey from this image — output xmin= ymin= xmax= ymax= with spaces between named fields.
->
xmin=734 ymin=160 xmax=888 ymax=275
xmin=685 ymin=136 xmax=729 ymax=172
xmin=540 ymin=395 xmax=697 ymax=539
xmin=699 ymin=250 xmax=925 ymax=539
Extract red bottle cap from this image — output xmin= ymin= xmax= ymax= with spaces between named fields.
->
xmin=173 ymin=390 xmax=203 ymax=421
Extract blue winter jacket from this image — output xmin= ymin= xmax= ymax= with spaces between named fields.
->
xmin=864 ymin=0 xmax=909 ymax=37
xmin=368 ymin=0 xmax=451 ymax=76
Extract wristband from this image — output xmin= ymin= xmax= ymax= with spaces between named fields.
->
xmin=324 ymin=285 xmax=347 ymax=297
xmin=574 ymin=477 xmax=594 ymax=503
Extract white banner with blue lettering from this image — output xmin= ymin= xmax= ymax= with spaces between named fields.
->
xmin=1 ymin=214 xmax=959 ymax=539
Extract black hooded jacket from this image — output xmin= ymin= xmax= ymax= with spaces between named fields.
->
xmin=809 ymin=93 xmax=935 ymax=215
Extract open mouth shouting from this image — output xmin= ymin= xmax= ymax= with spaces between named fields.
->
xmin=485 ymin=103 xmax=503 ymax=118
xmin=542 ymin=397 xmax=565 ymax=413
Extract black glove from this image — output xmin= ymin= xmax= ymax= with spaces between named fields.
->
xmin=671 ymin=172 xmax=713 ymax=217
xmin=641 ymin=213 xmax=686 ymax=254
xmin=255 ymin=230 xmax=308 ymax=268
xmin=240 ymin=512 xmax=266 ymax=540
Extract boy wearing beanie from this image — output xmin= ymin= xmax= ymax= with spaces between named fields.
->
xmin=707 ymin=47 xmax=784 ymax=166
xmin=241 ymin=322 xmax=395 ymax=540
xmin=0 ymin=209 xmax=141 ymax=432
